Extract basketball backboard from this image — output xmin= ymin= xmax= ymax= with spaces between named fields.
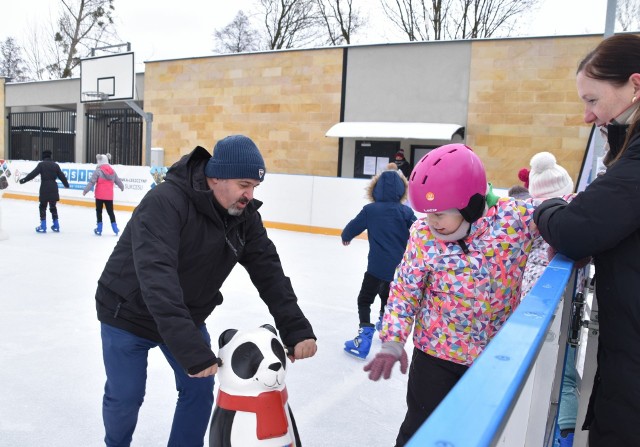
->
xmin=80 ymin=52 xmax=135 ymax=103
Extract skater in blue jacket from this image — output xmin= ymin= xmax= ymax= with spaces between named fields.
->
xmin=342 ymin=165 xmax=416 ymax=359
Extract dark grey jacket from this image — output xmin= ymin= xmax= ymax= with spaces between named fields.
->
xmin=534 ymin=131 xmax=640 ymax=446
xmin=96 ymin=146 xmax=315 ymax=374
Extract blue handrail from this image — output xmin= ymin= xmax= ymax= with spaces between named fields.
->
xmin=406 ymin=254 xmax=574 ymax=447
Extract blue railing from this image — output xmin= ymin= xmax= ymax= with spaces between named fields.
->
xmin=406 ymin=254 xmax=575 ymax=447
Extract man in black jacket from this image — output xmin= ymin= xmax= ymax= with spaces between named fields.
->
xmin=96 ymin=135 xmax=317 ymax=447
xmin=394 ymin=149 xmax=413 ymax=178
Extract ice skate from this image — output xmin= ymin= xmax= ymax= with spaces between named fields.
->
xmin=375 ymin=314 xmax=383 ymax=332
xmin=344 ymin=323 xmax=375 ymax=360
xmin=558 ymin=430 xmax=574 ymax=447
xmin=36 ymin=219 xmax=46 ymax=233
xmin=94 ymin=222 xmax=102 ymax=236
xmin=51 ymin=219 xmax=60 ymax=232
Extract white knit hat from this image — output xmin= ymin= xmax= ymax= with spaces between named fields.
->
xmin=528 ymin=152 xmax=573 ymax=198
xmin=96 ymin=153 xmax=111 ymax=166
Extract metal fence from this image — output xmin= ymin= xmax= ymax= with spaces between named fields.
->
xmin=8 ymin=111 xmax=76 ymax=162
xmin=85 ymin=107 xmax=143 ymax=165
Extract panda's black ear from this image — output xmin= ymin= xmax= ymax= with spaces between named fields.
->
xmin=261 ymin=324 xmax=277 ymax=335
xmin=218 ymin=329 xmax=238 ymax=348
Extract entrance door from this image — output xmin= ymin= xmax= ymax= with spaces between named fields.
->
xmin=411 ymin=144 xmax=438 ymax=166
xmin=354 ymin=140 xmax=400 ymax=178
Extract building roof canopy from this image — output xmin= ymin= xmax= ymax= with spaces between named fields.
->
xmin=326 ymin=122 xmax=465 ymax=140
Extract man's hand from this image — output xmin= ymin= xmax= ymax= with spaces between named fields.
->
xmin=288 ymin=339 xmax=317 ymax=363
xmin=342 ymin=240 xmax=350 ymax=246
xmin=188 ymin=363 xmax=218 ymax=378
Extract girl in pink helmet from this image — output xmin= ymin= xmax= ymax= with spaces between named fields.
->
xmin=363 ymin=143 xmax=541 ymax=446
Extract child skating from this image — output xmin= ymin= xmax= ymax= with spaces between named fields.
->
xmin=341 ymin=167 xmax=416 ymax=359
xmin=364 ymin=144 xmax=541 ymax=446
xmin=83 ymin=153 xmax=124 ymax=235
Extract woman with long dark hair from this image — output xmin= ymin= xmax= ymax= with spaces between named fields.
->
xmin=534 ymin=34 xmax=640 ymax=446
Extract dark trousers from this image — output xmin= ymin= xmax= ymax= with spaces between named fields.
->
xmin=357 ymin=272 xmax=390 ymax=324
xmin=38 ymin=200 xmax=58 ymax=220
xmin=395 ymin=348 xmax=469 ymax=446
xmin=101 ymin=323 xmax=215 ymax=447
xmin=96 ymin=199 xmax=116 ymax=223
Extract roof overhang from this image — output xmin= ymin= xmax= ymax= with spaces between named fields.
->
xmin=325 ymin=122 xmax=465 ymax=140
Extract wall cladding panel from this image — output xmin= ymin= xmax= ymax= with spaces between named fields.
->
xmin=144 ymin=49 xmax=344 ymax=177
xmin=466 ymin=36 xmax=601 ymax=188
xmin=344 ymin=41 xmax=472 ymax=125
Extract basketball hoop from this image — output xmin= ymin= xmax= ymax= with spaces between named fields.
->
xmin=82 ymin=91 xmax=109 ymax=114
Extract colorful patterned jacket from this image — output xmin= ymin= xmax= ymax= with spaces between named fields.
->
xmin=381 ymin=197 xmax=538 ymax=366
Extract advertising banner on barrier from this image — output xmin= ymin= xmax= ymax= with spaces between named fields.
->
xmin=0 ymin=159 xmax=168 ymax=206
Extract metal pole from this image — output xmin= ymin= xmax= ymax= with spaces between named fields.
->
xmin=604 ymin=0 xmax=617 ymax=37
xmin=125 ymin=100 xmax=153 ymax=166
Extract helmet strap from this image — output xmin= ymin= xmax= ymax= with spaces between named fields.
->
xmin=429 ymin=220 xmax=470 ymax=242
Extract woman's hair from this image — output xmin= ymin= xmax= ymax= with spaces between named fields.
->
xmin=577 ymin=34 xmax=640 ymax=164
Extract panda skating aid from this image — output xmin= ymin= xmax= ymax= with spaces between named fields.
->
xmin=209 ymin=324 xmax=301 ymax=447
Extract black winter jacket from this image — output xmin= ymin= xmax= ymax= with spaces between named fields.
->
xmin=534 ymin=132 xmax=640 ymax=446
xmin=96 ymin=146 xmax=315 ymax=374
xmin=20 ymin=157 xmax=70 ymax=201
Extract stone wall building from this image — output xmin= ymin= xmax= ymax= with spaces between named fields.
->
xmin=2 ymin=34 xmax=614 ymax=188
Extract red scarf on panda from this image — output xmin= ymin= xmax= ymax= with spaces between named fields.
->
xmin=217 ymin=387 xmax=289 ymax=440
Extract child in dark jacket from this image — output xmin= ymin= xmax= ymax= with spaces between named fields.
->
xmin=83 ymin=153 xmax=124 ymax=235
xmin=342 ymin=167 xmax=416 ymax=359
xmin=19 ymin=150 xmax=70 ymax=233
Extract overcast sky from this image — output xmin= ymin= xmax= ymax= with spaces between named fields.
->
xmin=0 ymin=0 xmax=609 ymax=72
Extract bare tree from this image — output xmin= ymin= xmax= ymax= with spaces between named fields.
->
xmin=259 ymin=0 xmax=322 ymax=49
xmin=214 ymin=11 xmax=262 ymax=54
xmin=19 ymin=17 xmax=59 ymax=80
xmin=0 ymin=37 xmax=29 ymax=82
xmin=50 ymin=0 xmax=119 ymax=78
xmin=379 ymin=0 xmax=538 ymax=41
xmin=616 ymin=0 xmax=640 ymax=31
xmin=315 ymin=0 xmax=365 ymax=45
xmin=449 ymin=0 xmax=538 ymax=39
xmin=380 ymin=0 xmax=424 ymax=41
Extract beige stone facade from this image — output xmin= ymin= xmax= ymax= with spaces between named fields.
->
xmin=0 ymin=77 xmax=4 ymax=159
xmin=466 ymin=36 xmax=601 ymax=188
xmin=144 ymin=49 xmax=344 ymax=177
xmin=4 ymin=35 xmax=624 ymax=187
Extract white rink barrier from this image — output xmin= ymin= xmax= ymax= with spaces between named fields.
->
xmin=0 ymin=159 xmax=371 ymax=235
xmin=1 ymin=159 xmax=509 ymax=236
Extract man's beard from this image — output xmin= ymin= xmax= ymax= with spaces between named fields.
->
xmin=227 ymin=198 xmax=249 ymax=216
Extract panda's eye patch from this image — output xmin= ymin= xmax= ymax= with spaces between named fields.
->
xmin=271 ymin=338 xmax=286 ymax=369
xmin=231 ymin=342 xmax=264 ymax=379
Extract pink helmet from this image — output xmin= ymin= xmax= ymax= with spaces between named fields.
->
xmin=408 ymin=144 xmax=487 ymax=221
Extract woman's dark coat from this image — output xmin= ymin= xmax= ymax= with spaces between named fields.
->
xmin=95 ymin=146 xmax=315 ymax=375
xmin=534 ymin=131 xmax=640 ymax=446
xmin=20 ymin=156 xmax=70 ymax=201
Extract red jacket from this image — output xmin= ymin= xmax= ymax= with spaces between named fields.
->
xmin=84 ymin=164 xmax=124 ymax=200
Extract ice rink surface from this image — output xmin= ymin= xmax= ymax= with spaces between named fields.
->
xmin=0 ymin=197 xmax=409 ymax=446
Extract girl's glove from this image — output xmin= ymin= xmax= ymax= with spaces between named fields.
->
xmin=364 ymin=341 xmax=408 ymax=381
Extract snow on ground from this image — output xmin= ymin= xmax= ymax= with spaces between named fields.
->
xmin=0 ymin=197 xmax=409 ymax=446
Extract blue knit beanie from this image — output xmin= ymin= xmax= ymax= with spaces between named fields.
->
xmin=205 ymin=135 xmax=266 ymax=182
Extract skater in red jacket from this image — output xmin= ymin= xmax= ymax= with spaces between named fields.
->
xmin=83 ymin=153 xmax=124 ymax=235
